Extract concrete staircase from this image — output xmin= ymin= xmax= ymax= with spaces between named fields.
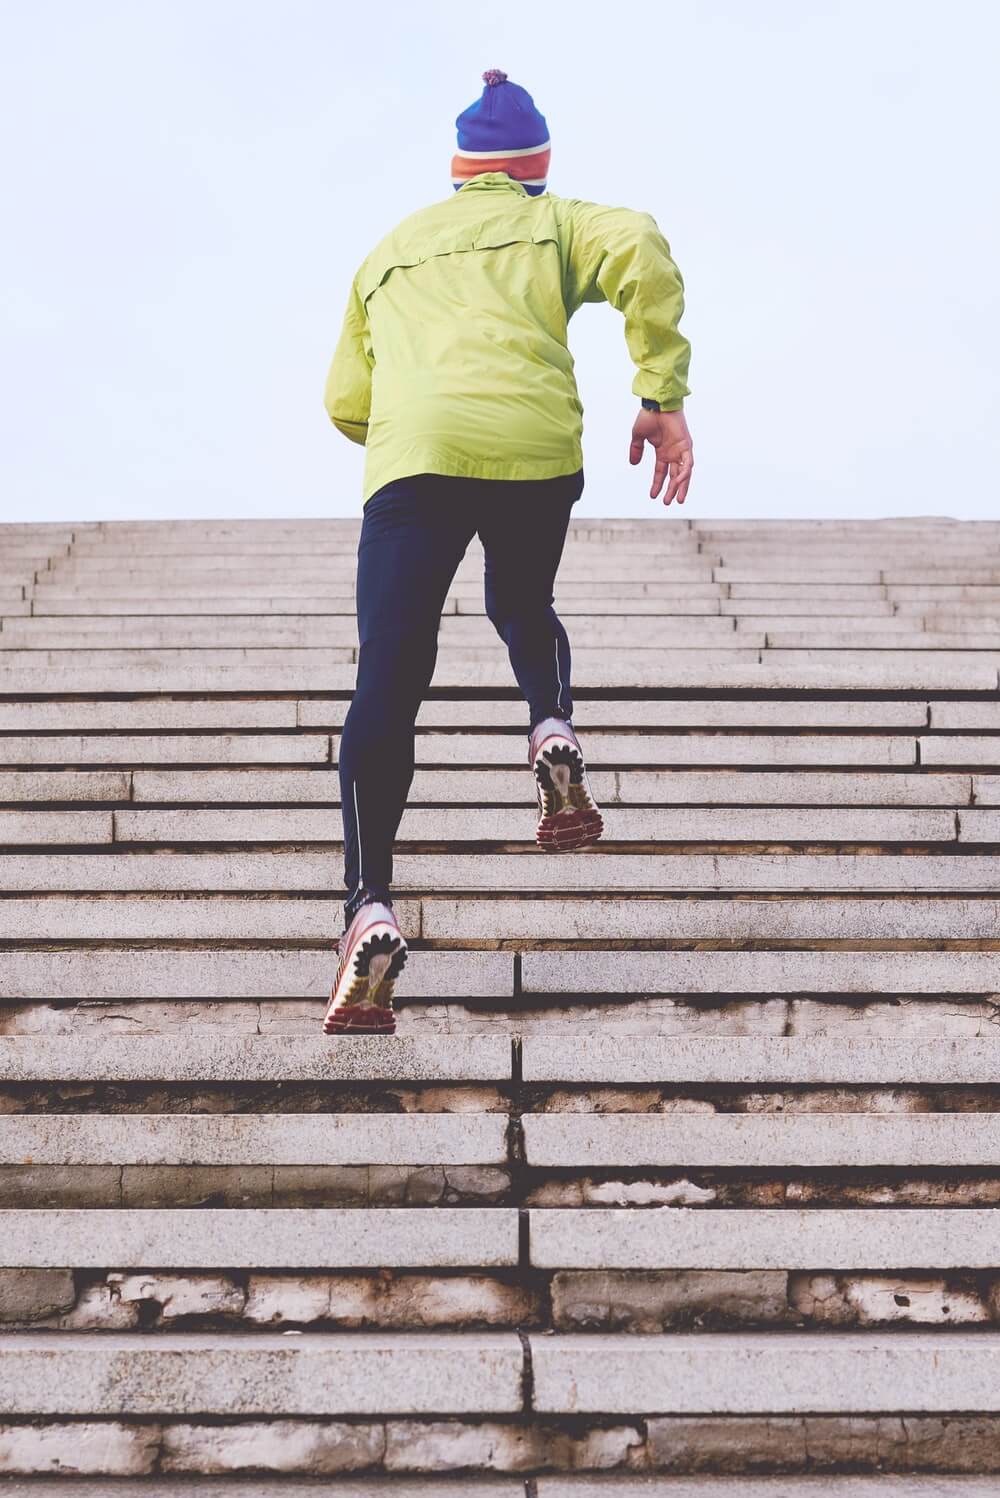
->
xmin=1 ymin=515 xmax=999 ymax=1491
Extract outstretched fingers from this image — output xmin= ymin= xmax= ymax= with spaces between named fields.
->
xmin=663 ymin=448 xmax=693 ymax=506
xmin=650 ymin=447 xmax=671 ymax=500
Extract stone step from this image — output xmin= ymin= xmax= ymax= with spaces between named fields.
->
xmin=960 ymin=810 xmax=1000 ymax=840
xmin=123 ymin=770 xmax=973 ymax=806
xmin=519 ymin=950 xmax=999 ymax=994
xmin=0 ymin=1115 xmax=508 ymax=1166
xmin=536 ymin=1484 xmax=1000 ymax=1497
xmin=1 ymin=663 xmax=992 ymax=691
xmin=737 ymin=617 xmax=917 ymax=634
xmin=767 ymin=633 xmax=1000 ymax=651
xmin=520 ymin=1034 xmax=1000 ymax=1083
xmin=2 ymin=1331 xmax=999 ymax=1418
xmin=0 ymin=1207 xmax=995 ymax=1273
xmin=350 ymin=734 xmax=921 ymax=768
xmin=1 ymin=1484 xmax=521 ymax=1495
xmin=7 ymin=1485 xmax=991 ymax=1498
xmin=2 ymin=851 xmax=993 ymax=892
xmin=932 ymin=702 xmax=1000 ymax=727
xmin=721 ymin=599 xmax=894 ymax=615
xmin=768 ymin=650 xmax=1000 ymax=673
xmin=0 ymin=697 xmax=934 ymax=731
xmin=0 ymin=1209 xmax=519 ymax=1268
xmin=0 ymin=766 xmax=954 ymax=808
xmin=0 ymin=732 xmax=929 ymax=768
xmin=2 ymin=894 xmax=995 ymax=941
xmin=108 ymin=805 xmax=958 ymax=841
xmin=3 ymin=995 xmax=996 ymax=1038
xmin=0 ymin=949 xmax=510 ymax=1000
xmin=28 ymin=594 xmax=723 ymax=616
xmin=29 ymin=577 xmax=722 ymax=599
xmin=0 ymin=1034 xmax=512 ymax=1081
xmin=0 ymin=1332 xmax=523 ymax=1414
xmin=418 ymin=897 xmax=998 ymax=941
xmin=891 ymin=584 xmax=1000 ymax=600
xmin=3 ymin=946 xmax=994 ymax=1006
xmin=530 ymin=1332 xmax=1000 ymax=1414
xmin=0 ymin=771 xmax=130 ymax=801
xmin=922 ymin=738 xmax=1000 ymax=766
xmin=5 ymin=1032 xmax=999 ymax=1084
xmin=43 ymin=561 xmax=717 ymax=582
xmin=0 ymin=735 xmax=331 ymax=765
xmin=523 ymin=1113 xmax=1000 ymax=1167
xmin=2 ymin=647 xmax=765 ymax=671
xmin=1 ymin=948 xmax=995 ymax=1006
xmin=528 ymin=1208 xmax=1000 ymax=1269
xmin=0 ymin=617 xmax=747 ymax=647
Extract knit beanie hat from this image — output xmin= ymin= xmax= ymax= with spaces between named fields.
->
xmin=452 ymin=70 xmax=550 ymax=196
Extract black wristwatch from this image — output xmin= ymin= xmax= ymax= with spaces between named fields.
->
xmin=640 ymin=398 xmax=662 ymax=412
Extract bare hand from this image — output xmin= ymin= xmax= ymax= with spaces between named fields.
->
xmin=629 ymin=408 xmax=694 ymax=505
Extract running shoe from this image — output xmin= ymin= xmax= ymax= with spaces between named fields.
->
xmin=530 ymin=717 xmax=604 ymax=853
xmin=323 ymin=900 xmax=408 ymax=1035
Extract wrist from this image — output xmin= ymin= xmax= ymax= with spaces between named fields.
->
xmin=640 ymin=398 xmax=684 ymax=413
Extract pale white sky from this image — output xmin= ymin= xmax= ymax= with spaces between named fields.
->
xmin=1 ymin=0 xmax=998 ymax=522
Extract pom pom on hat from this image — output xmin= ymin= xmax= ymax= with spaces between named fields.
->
xmin=452 ymin=70 xmax=550 ymax=196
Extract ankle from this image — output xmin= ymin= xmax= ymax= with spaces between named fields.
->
xmin=530 ymin=714 xmax=573 ymax=737
xmin=344 ymin=888 xmax=392 ymax=926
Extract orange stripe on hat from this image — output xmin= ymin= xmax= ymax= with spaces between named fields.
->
xmin=451 ymin=146 xmax=551 ymax=182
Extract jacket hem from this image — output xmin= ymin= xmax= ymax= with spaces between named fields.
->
xmin=361 ymin=453 xmax=585 ymax=505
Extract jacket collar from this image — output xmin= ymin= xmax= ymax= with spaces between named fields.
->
xmin=455 ymin=172 xmax=531 ymax=197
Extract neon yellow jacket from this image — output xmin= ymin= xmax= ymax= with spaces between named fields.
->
xmin=325 ymin=172 xmax=690 ymax=504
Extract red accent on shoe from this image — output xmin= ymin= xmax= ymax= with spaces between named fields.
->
xmin=324 ymin=1004 xmax=396 ymax=1035
xmin=536 ymin=807 xmax=604 ymax=852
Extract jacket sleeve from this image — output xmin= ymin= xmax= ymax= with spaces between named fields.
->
xmin=556 ymin=198 xmax=691 ymax=410
xmin=324 ymin=278 xmax=373 ymax=445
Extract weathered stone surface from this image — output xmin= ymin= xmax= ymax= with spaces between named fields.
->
xmin=425 ymin=897 xmax=996 ymax=941
xmin=244 ymin=1274 xmax=541 ymax=1329
xmin=0 ymin=1332 xmax=524 ymax=1414
xmin=115 ymin=1273 xmax=247 ymax=1321
xmin=644 ymin=1415 xmax=1000 ymax=1474
xmin=159 ymin=1418 xmax=384 ymax=1473
xmin=788 ymin=1273 xmax=993 ymax=1326
xmin=382 ymin=1419 xmax=644 ymax=1472
xmin=524 ymin=1114 xmax=1000 ymax=1169
xmin=0 ymin=771 xmax=130 ymax=801
xmin=521 ymin=950 xmax=997 ymax=996
xmin=531 ymin=1333 xmax=1000 ymax=1414
xmin=923 ymin=737 xmax=1000 ymax=766
xmin=0 ymin=1034 xmax=512 ymax=1083
xmin=122 ymin=765 xmax=971 ymax=807
xmin=0 ymin=698 xmax=298 ymax=729
xmin=0 ymin=1267 xmax=74 ymax=1323
xmin=0 ymin=1420 xmax=159 ymax=1475
xmin=0 ymin=1116 xmax=509 ymax=1167
xmin=120 ymin=1165 xmax=273 ymax=1209
xmin=3 ymin=849 xmax=997 ymax=891
xmin=0 ymin=948 xmax=512 ymax=1000
xmin=0 ymin=810 xmax=112 ymax=844
xmin=343 ymin=732 xmax=919 ymax=767
xmin=0 ymin=1165 xmax=122 ymax=1208
xmin=543 ymin=1481 xmax=1000 ymax=1495
xmin=786 ymin=997 xmax=1000 ymax=1038
xmin=522 ymin=1035 xmax=1000 ymax=1084
xmin=0 ymin=1208 xmax=519 ymax=1269
xmin=551 ymin=1270 xmax=790 ymax=1330
xmin=0 ymin=733 xmax=331 ymax=764
xmin=529 ymin=1208 xmax=1000 ymax=1269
